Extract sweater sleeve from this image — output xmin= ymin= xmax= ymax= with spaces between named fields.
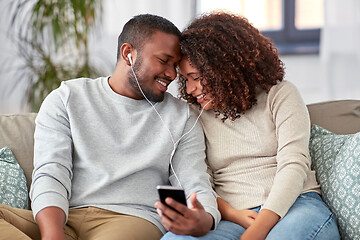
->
xmin=30 ymin=82 xmax=73 ymax=222
xmin=262 ymin=81 xmax=311 ymax=218
xmin=169 ymin=106 xmax=221 ymax=229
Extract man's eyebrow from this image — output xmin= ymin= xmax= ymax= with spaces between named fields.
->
xmin=160 ymin=53 xmax=175 ymax=59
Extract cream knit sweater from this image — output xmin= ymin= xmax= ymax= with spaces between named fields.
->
xmin=196 ymin=81 xmax=320 ymax=218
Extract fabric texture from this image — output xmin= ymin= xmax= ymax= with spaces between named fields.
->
xmin=195 ymin=81 xmax=320 ymax=218
xmin=0 ymin=147 xmax=29 ymax=209
xmin=30 ymin=77 xmax=220 ymax=234
xmin=309 ymin=124 xmax=360 ymax=240
xmin=0 ymin=204 xmax=163 ymax=240
xmin=0 ymin=113 xmax=37 ymax=192
xmin=306 ymin=100 xmax=360 ymax=135
xmin=162 ymin=192 xmax=339 ymax=240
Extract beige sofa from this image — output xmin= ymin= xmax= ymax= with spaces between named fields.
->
xmin=0 ymin=100 xmax=359 ymax=236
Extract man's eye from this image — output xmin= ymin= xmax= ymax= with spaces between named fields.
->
xmin=159 ymin=58 xmax=167 ymax=64
xmin=193 ymin=77 xmax=200 ymax=81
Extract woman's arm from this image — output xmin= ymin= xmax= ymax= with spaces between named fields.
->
xmin=240 ymin=209 xmax=280 ymax=240
xmin=217 ymin=197 xmax=258 ymax=229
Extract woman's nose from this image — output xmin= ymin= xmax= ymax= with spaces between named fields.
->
xmin=186 ymin=79 xmax=196 ymax=95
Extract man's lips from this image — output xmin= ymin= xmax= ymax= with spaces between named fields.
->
xmin=155 ymin=78 xmax=171 ymax=91
xmin=156 ymin=79 xmax=169 ymax=87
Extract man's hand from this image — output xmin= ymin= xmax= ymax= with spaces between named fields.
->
xmin=155 ymin=193 xmax=213 ymax=237
xmin=36 ymin=206 xmax=66 ymax=240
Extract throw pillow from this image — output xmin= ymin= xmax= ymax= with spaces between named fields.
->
xmin=309 ymin=125 xmax=360 ymax=240
xmin=0 ymin=146 xmax=29 ymax=209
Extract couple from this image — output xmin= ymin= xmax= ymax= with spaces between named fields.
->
xmin=0 ymin=13 xmax=339 ymax=240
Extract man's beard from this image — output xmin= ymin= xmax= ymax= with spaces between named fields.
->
xmin=128 ymin=58 xmax=166 ymax=102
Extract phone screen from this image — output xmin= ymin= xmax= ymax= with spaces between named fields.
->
xmin=157 ymin=185 xmax=187 ymax=211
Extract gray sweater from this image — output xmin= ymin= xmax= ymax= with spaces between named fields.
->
xmin=30 ymin=77 xmax=220 ymax=233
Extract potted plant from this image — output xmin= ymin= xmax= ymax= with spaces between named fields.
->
xmin=5 ymin=0 xmax=106 ymax=111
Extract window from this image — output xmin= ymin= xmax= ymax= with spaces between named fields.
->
xmin=196 ymin=0 xmax=324 ymax=54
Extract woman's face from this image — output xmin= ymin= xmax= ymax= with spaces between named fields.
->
xmin=179 ymin=59 xmax=214 ymax=110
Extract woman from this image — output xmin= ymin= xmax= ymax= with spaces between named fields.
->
xmin=161 ymin=12 xmax=340 ymax=240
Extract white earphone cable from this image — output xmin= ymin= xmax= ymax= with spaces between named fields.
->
xmin=130 ymin=62 xmax=211 ymax=189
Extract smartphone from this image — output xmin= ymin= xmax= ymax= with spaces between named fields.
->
xmin=157 ymin=185 xmax=187 ymax=210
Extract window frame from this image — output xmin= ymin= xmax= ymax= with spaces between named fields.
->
xmin=195 ymin=0 xmax=321 ymax=55
xmin=262 ymin=0 xmax=320 ymax=54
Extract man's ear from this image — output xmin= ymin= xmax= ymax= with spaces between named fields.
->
xmin=120 ymin=43 xmax=134 ymax=66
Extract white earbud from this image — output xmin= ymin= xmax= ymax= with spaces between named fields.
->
xmin=127 ymin=53 xmax=133 ymax=66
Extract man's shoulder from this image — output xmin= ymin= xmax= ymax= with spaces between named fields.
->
xmin=159 ymin=93 xmax=190 ymax=117
xmin=163 ymin=93 xmax=188 ymax=107
xmin=60 ymin=76 xmax=105 ymax=88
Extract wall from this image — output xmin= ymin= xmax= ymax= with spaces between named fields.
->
xmin=0 ymin=0 xmax=358 ymax=114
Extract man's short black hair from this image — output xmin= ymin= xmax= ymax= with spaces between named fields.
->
xmin=117 ymin=14 xmax=181 ymax=61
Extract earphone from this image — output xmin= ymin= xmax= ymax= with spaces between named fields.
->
xmin=127 ymin=51 xmax=212 ymax=188
xmin=127 ymin=53 xmax=133 ymax=66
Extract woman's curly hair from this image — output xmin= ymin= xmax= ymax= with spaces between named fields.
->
xmin=179 ymin=11 xmax=285 ymax=121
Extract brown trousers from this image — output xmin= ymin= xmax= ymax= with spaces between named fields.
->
xmin=0 ymin=204 xmax=163 ymax=240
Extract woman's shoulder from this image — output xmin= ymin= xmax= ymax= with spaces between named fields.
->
xmin=270 ymin=80 xmax=298 ymax=94
xmin=267 ymin=80 xmax=302 ymax=101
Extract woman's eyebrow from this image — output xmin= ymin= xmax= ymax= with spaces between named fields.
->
xmin=186 ymin=72 xmax=200 ymax=77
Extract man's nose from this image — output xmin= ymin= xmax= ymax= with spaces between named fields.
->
xmin=164 ymin=66 xmax=177 ymax=80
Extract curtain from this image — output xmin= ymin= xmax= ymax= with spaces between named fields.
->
xmin=320 ymin=0 xmax=360 ymax=100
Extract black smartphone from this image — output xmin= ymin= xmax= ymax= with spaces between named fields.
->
xmin=157 ymin=185 xmax=187 ymax=211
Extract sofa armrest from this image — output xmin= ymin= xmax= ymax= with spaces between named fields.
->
xmin=0 ymin=113 xmax=37 ymax=191
xmin=307 ymin=100 xmax=360 ymax=135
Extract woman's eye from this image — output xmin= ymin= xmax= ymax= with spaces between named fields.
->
xmin=193 ymin=77 xmax=200 ymax=81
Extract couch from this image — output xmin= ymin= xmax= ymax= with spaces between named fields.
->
xmin=1 ymin=100 xmax=359 ymax=239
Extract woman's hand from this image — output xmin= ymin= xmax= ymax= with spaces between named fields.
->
xmin=240 ymin=209 xmax=280 ymax=240
xmin=229 ymin=209 xmax=258 ymax=228
xmin=217 ymin=197 xmax=257 ymax=228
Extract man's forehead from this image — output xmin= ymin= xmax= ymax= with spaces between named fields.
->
xmin=143 ymin=31 xmax=181 ymax=58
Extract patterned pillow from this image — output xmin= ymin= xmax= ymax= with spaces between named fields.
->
xmin=309 ymin=125 xmax=360 ymax=240
xmin=0 ymin=146 xmax=29 ymax=209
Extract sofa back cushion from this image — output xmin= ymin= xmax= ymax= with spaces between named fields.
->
xmin=307 ymin=100 xmax=360 ymax=134
xmin=0 ymin=100 xmax=359 ymax=197
xmin=0 ymin=113 xmax=37 ymax=191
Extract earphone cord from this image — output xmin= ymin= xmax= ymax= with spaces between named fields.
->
xmin=131 ymin=65 xmax=211 ymax=189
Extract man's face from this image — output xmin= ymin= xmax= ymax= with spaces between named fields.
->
xmin=128 ymin=31 xmax=181 ymax=102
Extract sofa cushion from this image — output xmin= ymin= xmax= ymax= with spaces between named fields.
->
xmin=0 ymin=113 xmax=37 ymax=192
xmin=0 ymin=146 xmax=29 ymax=209
xmin=309 ymin=124 xmax=360 ymax=240
xmin=307 ymin=100 xmax=360 ymax=135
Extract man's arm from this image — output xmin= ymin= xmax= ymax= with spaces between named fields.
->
xmin=155 ymin=193 xmax=214 ymax=236
xmin=30 ymin=84 xmax=73 ymax=238
xmin=36 ymin=207 xmax=67 ymax=240
xmin=156 ymin=106 xmax=220 ymax=236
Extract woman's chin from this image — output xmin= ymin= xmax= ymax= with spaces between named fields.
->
xmin=201 ymin=102 xmax=213 ymax=111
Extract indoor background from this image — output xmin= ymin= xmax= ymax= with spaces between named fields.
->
xmin=0 ymin=0 xmax=359 ymax=113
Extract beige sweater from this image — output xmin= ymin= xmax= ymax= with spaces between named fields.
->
xmin=197 ymin=81 xmax=320 ymax=218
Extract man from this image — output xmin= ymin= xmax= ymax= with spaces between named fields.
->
xmin=0 ymin=14 xmax=219 ymax=239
